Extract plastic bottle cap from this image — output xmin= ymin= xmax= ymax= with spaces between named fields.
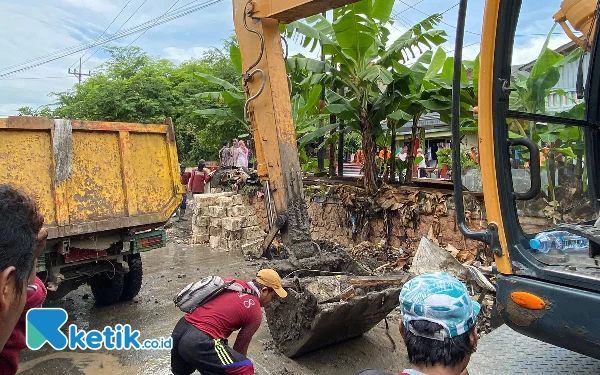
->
xmin=530 ymin=239 xmax=542 ymax=249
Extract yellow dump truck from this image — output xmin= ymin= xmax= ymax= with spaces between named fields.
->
xmin=0 ymin=116 xmax=182 ymax=305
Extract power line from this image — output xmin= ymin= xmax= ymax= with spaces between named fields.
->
xmin=1 ymin=76 xmax=71 ymax=80
xmin=70 ymin=0 xmax=135 ymax=69
xmin=0 ymin=0 xmax=205 ymax=74
xmin=0 ymin=0 xmax=223 ymax=79
xmin=125 ymin=0 xmax=181 ymax=48
xmin=82 ymin=0 xmax=149 ymax=67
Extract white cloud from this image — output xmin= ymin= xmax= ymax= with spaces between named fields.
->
xmin=162 ymin=46 xmax=209 ymax=62
xmin=511 ymin=34 xmax=572 ymax=65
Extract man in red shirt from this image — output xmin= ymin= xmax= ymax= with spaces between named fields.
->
xmin=188 ymin=160 xmax=213 ymax=195
xmin=0 ymin=186 xmax=47 ymax=375
xmin=171 ymin=269 xmax=287 ymax=375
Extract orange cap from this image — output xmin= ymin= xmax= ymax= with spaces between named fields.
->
xmin=256 ymin=269 xmax=287 ymax=298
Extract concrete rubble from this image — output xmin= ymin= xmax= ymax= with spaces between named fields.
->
xmin=191 ymin=192 xmax=265 ymax=258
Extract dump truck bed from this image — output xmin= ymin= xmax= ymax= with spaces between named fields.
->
xmin=0 ymin=116 xmax=182 ymax=239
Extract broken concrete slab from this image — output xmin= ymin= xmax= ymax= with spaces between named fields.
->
xmin=241 ymin=239 xmax=263 ymax=259
xmin=411 ymin=237 xmax=468 ymax=279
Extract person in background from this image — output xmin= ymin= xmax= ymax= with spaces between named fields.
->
xmin=416 ymin=148 xmax=427 ymax=178
xmin=355 ymin=272 xmax=479 ymax=375
xmin=231 ymin=139 xmax=239 ymax=168
xmin=220 ymin=141 xmax=233 ymax=170
xmin=355 ymin=149 xmax=365 ymax=165
xmin=467 ymin=147 xmax=479 ymax=164
xmin=188 ymin=160 xmax=213 ymax=196
xmin=397 ymin=146 xmax=408 ymax=162
xmin=236 ymin=140 xmax=249 ymax=169
xmin=178 ymin=164 xmax=192 ymax=220
xmin=0 ymin=185 xmax=47 ymax=375
xmin=171 ymin=269 xmax=287 ymax=375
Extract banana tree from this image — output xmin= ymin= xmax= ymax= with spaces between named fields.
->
xmin=283 ymin=1 xmax=446 ymax=195
xmin=509 ymin=26 xmax=582 ymax=200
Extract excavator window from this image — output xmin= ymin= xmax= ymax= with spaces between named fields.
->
xmin=492 ymin=0 xmax=600 ymax=277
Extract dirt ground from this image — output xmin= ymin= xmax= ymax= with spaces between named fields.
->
xmin=17 ymin=219 xmax=410 ymax=375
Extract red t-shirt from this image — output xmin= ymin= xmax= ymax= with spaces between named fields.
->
xmin=0 ymin=277 xmax=47 ymax=375
xmin=180 ymin=171 xmax=191 ymax=186
xmin=184 ymin=279 xmax=262 ymax=356
xmin=188 ymin=169 xmax=212 ymax=194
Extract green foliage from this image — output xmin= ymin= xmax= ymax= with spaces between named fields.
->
xmin=283 ymin=0 xmax=447 ymax=193
xmin=436 ymin=147 xmax=452 ymax=168
xmin=48 ymin=42 xmax=244 ymax=164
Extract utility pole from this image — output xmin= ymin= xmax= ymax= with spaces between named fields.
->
xmin=68 ymin=57 xmax=91 ymax=86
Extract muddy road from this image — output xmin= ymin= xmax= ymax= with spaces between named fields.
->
xmin=18 ymin=222 xmax=410 ymax=375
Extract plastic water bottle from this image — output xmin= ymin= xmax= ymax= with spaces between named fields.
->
xmin=529 ymin=231 xmax=589 ymax=253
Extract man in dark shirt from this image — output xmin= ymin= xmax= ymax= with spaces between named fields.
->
xmin=220 ymin=141 xmax=233 ymax=169
xmin=178 ymin=164 xmax=192 ymax=220
xmin=171 ymin=269 xmax=287 ymax=375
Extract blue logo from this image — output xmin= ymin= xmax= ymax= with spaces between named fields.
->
xmin=26 ymin=308 xmax=171 ymax=350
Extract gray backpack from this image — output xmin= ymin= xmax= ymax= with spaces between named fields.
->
xmin=174 ymin=276 xmax=255 ymax=313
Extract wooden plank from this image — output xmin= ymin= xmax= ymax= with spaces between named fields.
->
xmin=347 ymin=274 xmax=411 ymax=288
xmin=252 ymin=0 xmax=361 ymax=23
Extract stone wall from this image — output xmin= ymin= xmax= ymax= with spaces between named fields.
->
xmin=249 ymin=189 xmax=489 ymax=254
xmin=192 ymin=192 xmax=265 ymax=258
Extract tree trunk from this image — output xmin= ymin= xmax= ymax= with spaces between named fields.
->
xmin=405 ymin=115 xmax=419 ymax=184
xmin=338 ymin=119 xmax=345 ymax=177
xmin=389 ymin=120 xmax=397 ymax=183
xmin=360 ymin=106 xmax=378 ymax=195
xmin=329 ymin=114 xmax=337 ymax=177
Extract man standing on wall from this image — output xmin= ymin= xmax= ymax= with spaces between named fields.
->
xmin=220 ymin=141 xmax=233 ymax=170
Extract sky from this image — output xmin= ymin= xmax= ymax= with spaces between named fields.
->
xmin=0 ymin=0 xmax=573 ymax=116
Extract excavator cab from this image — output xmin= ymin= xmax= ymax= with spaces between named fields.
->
xmin=452 ymin=0 xmax=600 ymax=359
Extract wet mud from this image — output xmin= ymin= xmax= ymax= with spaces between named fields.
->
xmin=18 ymin=221 xmax=410 ymax=375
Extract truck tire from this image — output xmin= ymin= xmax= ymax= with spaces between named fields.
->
xmin=90 ymin=272 xmax=124 ymax=306
xmin=120 ymin=253 xmax=143 ymax=301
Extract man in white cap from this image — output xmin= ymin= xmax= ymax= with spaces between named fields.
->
xmin=357 ymin=272 xmax=479 ymax=375
xmin=171 ymin=269 xmax=287 ymax=375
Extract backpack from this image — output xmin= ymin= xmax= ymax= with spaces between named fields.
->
xmin=174 ymin=276 xmax=256 ymax=313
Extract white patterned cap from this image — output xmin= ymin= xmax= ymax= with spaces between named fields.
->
xmin=400 ymin=272 xmax=480 ymax=340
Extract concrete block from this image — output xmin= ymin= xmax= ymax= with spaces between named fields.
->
xmin=194 ymin=215 xmax=210 ymax=228
xmin=241 ymin=239 xmax=263 ymax=259
xmin=209 ymin=218 xmax=222 ymax=228
xmin=191 ymin=234 xmax=208 ymax=244
xmin=222 ymin=217 xmax=243 ymax=231
xmin=209 ymin=226 xmax=222 ymax=237
xmin=231 ymin=194 xmax=247 ymax=206
xmin=219 ymin=237 xmax=229 ymax=250
xmin=223 ymin=230 xmax=242 ymax=241
xmin=243 ymin=215 xmax=258 ymax=227
xmin=194 ymin=194 xmax=221 ymax=208
xmin=192 ymin=226 xmax=209 ymax=238
xmin=227 ymin=205 xmax=249 ymax=217
xmin=209 ymin=236 xmax=221 ymax=248
xmin=217 ymin=196 xmax=234 ymax=206
xmin=208 ymin=206 xmax=226 ymax=218
xmin=227 ymin=240 xmax=243 ymax=251
xmin=241 ymin=226 xmax=265 ymax=240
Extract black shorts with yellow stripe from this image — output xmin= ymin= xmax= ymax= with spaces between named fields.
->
xmin=171 ymin=318 xmax=254 ymax=375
